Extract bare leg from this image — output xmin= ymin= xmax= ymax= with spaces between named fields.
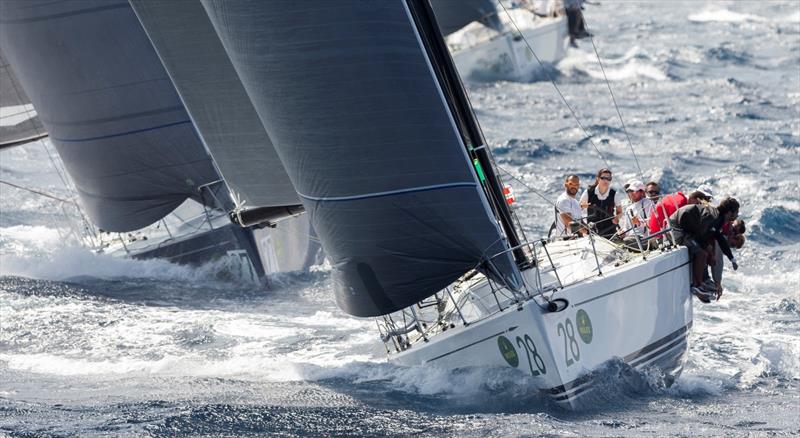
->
xmin=692 ymin=249 xmax=708 ymax=286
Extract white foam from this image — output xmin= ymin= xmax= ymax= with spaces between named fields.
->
xmin=0 ymin=225 xmax=62 ymax=253
xmin=559 ymin=46 xmax=667 ymax=82
xmin=0 ymin=245 xmax=209 ymax=282
xmin=688 ymin=8 xmax=767 ymax=23
xmin=670 ymin=374 xmax=724 ymax=397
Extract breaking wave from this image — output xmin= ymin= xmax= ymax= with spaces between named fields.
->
xmin=558 ymin=45 xmax=668 ymax=82
xmin=749 ymin=206 xmax=800 ymax=246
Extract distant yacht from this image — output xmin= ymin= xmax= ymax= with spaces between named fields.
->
xmin=437 ymin=1 xmax=569 ymax=81
xmin=0 ymin=0 xmax=321 ymax=284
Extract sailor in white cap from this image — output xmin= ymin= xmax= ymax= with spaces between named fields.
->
xmin=619 ymin=179 xmax=655 ymax=241
xmin=695 ymin=184 xmax=714 ymax=201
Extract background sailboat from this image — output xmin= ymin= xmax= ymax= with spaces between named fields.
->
xmin=0 ymin=0 xmax=320 ymax=282
xmin=0 ymin=51 xmax=46 ymax=149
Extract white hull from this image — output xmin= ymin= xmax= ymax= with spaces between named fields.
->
xmin=102 ymin=202 xmax=322 ymax=285
xmin=449 ymin=16 xmax=568 ymax=82
xmin=389 ymin=246 xmax=692 ymax=409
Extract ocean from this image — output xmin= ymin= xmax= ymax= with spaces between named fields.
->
xmin=1 ymin=1 xmax=798 ymax=436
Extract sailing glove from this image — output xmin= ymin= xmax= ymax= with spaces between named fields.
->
xmin=730 ymin=257 xmax=738 ymax=271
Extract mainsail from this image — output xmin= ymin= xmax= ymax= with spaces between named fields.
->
xmin=0 ymin=0 xmax=222 ymax=232
xmin=430 ymin=0 xmax=504 ymax=34
xmin=129 ymin=0 xmax=301 ymax=214
xmin=203 ymin=0 xmax=522 ymax=317
xmin=0 ymin=50 xmax=45 ymax=148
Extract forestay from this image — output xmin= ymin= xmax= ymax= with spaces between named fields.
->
xmin=129 ymin=0 xmax=300 ymax=210
xmin=202 ymin=0 xmax=522 ymax=317
xmin=0 ymin=0 xmax=221 ymax=232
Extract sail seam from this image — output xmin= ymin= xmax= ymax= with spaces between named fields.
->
xmin=51 ymin=119 xmax=192 ymax=143
xmin=0 ymin=3 xmax=128 ymax=24
xmin=297 ymin=182 xmax=477 ymax=202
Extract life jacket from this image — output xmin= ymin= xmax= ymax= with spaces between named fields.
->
xmin=586 ymin=186 xmax=618 ymax=238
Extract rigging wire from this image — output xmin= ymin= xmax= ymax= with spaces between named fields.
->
xmin=585 ymin=24 xmax=645 ymax=180
xmin=497 ymin=0 xmax=611 ymax=170
xmin=2 ymin=63 xmax=73 ymax=191
xmin=497 ymin=166 xmax=557 ymax=208
xmin=0 ymin=178 xmax=77 ymax=205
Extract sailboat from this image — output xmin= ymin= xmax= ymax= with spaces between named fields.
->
xmin=0 ymin=0 xmax=321 ymax=283
xmin=200 ymin=0 xmax=692 ymax=409
xmin=2 ymin=0 xmax=692 ymax=408
xmin=0 ymin=51 xmax=45 ymax=149
xmin=433 ymin=0 xmax=569 ymax=81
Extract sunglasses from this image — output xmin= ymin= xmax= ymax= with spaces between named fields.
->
xmin=646 ymin=190 xmax=660 ymax=196
xmin=599 ymin=176 xmax=612 ymax=181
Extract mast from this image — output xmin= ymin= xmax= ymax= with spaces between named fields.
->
xmin=405 ymin=0 xmax=529 ymax=267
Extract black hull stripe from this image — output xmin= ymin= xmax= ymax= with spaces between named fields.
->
xmin=552 ymin=384 xmax=594 ymax=402
xmin=624 ymin=321 xmax=692 ymax=364
xmin=572 ymin=260 xmax=690 ymax=307
xmin=551 ymin=341 xmax=688 ymax=403
xmin=630 ymin=335 xmax=687 ymax=369
xmin=426 ymin=327 xmax=515 ymax=362
xmin=548 ymin=322 xmax=692 ymax=398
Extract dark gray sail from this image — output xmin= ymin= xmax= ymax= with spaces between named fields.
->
xmin=0 ymin=0 xmax=221 ymax=232
xmin=203 ymin=0 xmax=522 ymax=317
xmin=0 ymin=50 xmax=46 ymax=148
xmin=129 ymin=0 xmax=300 ymax=211
xmin=430 ymin=0 xmax=503 ymax=34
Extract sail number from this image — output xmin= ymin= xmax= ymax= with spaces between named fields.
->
xmin=515 ymin=334 xmax=546 ymax=376
xmin=557 ymin=318 xmax=581 ymax=366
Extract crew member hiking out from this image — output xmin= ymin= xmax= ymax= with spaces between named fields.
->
xmin=669 ymin=197 xmax=740 ymax=303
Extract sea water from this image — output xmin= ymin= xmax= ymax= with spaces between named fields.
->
xmin=1 ymin=1 xmax=798 ymax=436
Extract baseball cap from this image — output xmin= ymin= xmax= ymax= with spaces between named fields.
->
xmin=625 ymin=179 xmax=645 ymax=192
xmin=695 ymin=184 xmax=714 ymax=200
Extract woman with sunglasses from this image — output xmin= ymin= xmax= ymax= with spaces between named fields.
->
xmin=579 ymin=168 xmax=625 ymax=239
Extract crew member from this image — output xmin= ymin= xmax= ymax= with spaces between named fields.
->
xmin=579 ymin=168 xmax=624 ymax=239
xmin=553 ymin=174 xmax=587 ymax=238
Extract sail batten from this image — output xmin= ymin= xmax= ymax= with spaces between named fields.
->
xmin=0 ymin=0 xmax=222 ymax=232
xmin=203 ymin=0 xmax=521 ymax=317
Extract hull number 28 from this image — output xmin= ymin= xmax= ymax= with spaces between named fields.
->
xmin=516 ymin=334 xmax=547 ymax=376
xmin=557 ymin=318 xmax=581 ymax=366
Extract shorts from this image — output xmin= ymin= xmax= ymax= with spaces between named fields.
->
xmin=673 ymin=229 xmax=702 ymax=256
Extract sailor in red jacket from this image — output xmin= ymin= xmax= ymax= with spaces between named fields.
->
xmin=649 ymin=188 xmax=712 ymax=233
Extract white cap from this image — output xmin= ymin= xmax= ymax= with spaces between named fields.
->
xmin=625 ymin=179 xmax=645 ymax=192
xmin=695 ymin=184 xmax=714 ymax=200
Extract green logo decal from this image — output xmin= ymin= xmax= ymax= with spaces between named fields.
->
xmin=497 ymin=336 xmax=519 ymax=367
xmin=576 ymin=309 xmax=593 ymax=344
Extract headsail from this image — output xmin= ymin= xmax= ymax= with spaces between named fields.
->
xmin=0 ymin=0 xmax=222 ymax=232
xmin=0 ymin=50 xmax=46 ymax=148
xmin=203 ymin=0 xmax=522 ymax=317
xmin=430 ymin=0 xmax=504 ymax=34
xmin=129 ymin=0 xmax=300 ymax=213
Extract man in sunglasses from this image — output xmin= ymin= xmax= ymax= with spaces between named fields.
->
xmin=645 ymin=181 xmax=661 ymax=202
xmin=579 ymin=168 xmax=624 ymax=239
xmin=619 ymin=180 xmax=655 ymax=239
